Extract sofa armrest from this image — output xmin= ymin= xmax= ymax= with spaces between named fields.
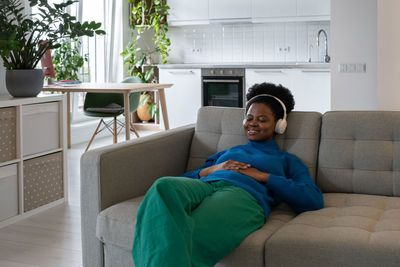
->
xmin=80 ymin=124 xmax=195 ymax=267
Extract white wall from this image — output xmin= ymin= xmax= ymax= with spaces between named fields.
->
xmin=377 ymin=0 xmax=400 ymax=110
xmin=331 ymin=0 xmax=378 ymax=110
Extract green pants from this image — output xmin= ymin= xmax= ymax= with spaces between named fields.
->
xmin=132 ymin=177 xmax=265 ymax=267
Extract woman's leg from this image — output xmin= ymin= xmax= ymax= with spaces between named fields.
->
xmin=191 ymin=181 xmax=265 ymax=267
xmin=132 ymin=176 xmax=214 ymax=267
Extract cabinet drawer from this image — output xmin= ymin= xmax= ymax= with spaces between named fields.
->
xmin=22 ymin=102 xmax=60 ymax=156
xmin=23 ymin=152 xmax=63 ymax=212
xmin=0 ymin=107 xmax=17 ymax=163
xmin=0 ymin=164 xmax=18 ymax=221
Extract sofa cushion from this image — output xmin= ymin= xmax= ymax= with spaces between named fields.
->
xmin=265 ymin=193 xmax=400 ymax=267
xmin=96 ymin=196 xmax=144 ymax=250
xmin=96 ymin=195 xmax=296 ymax=266
xmin=318 ymin=111 xmax=400 ymax=196
xmin=187 ymin=107 xmax=322 ymax=181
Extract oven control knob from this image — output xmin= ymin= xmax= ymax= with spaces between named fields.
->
xmin=220 ymin=70 xmax=224 ymax=75
xmin=228 ymin=70 xmax=233 ymax=75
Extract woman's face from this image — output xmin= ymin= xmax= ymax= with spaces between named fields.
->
xmin=243 ymin=102 xmax=277 ymax=142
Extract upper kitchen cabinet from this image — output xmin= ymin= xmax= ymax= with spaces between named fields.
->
xmin=252 ymin=0 xmax=330 ymax=23
xmin=297 ymin=0 xmax=330 ymax=17
xmin=167 ymin=0 xmax=209 ymax=26
xmin=253 ymin=0 xmax=297 ymax=20
xmin=209 ymin=0 xmax=252 ymax=22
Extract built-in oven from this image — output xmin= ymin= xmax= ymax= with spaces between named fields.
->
xmin=202 ymin=68 xmax=245 ymax=108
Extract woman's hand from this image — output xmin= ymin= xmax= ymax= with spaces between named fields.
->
xmin=199 ymin=160 xmax=251 ymax=177
xmin=237 ymin=168 xmax=269 ymax=183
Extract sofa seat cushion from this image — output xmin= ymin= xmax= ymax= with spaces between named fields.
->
xmin=265 ymin=193 xmax=400 ymax=267
xmin=96 ymin=196 xmax=296 ymax=265
xmin=96 ymin=196 xmax=144 ymax=251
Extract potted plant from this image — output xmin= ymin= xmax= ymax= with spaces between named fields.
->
xmin=0 ymin=0 xmax=105 ymax=97
xmin=53 ymin=37 xmax=87 ymax=81
xmin=121 ymin=0 xmax=170 ymax=122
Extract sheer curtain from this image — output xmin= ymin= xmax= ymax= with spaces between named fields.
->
xmin=78 ymin=0 xmax=124 ymax=83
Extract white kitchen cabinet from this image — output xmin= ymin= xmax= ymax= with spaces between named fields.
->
xmin=297 ymin=0 xmax=330 ymax=17
xmin=291 ymin=69 xmax=330 ymax=113
xmin=252 ymin=0 xmax=330 ymax=22
xmin=0 ymin=95 xmax=67 ymax=228
xmin=209 ymin=0 xmax=251 ymax=21
xmin=253 ymin=0 xmax=296 ymax=19
xmin=167 ymin=0 xmax=209 ymax=26
xmin=246 ymin=69 xmax=293 ymax=93
xmin=159 ymin=69 xmax=202 ymax=129
xmin=246 ymin=68 xmax=330 ymax=113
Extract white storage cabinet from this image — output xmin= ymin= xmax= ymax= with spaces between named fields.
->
xmin=209 ymin=0 xmax=251 ymax=21
xmin=0 ymin=95 xmax=67 ymax=228
xmin=159 ymin=68 xmax=202 ymax=129
xmin=246 ymin=68 xmax=331 ymax=113
xmin=167 ymin=0 xmax=209 ymax=25
xmin=252 ymin=0 xmax=330 ymax=22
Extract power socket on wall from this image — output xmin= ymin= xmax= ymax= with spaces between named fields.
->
xmin=338 ymin=63 xmax=367 ymax=73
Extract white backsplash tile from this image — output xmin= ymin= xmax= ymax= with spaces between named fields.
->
xmin=170 ymin=21 xmax=330 ymax=64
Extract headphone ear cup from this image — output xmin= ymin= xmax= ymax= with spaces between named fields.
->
xmin=275 ymin=119 xmax=287 ymax=134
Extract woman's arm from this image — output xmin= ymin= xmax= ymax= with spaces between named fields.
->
xmin=265 ymin=155 xmax=324 ymax=212
xmin=181 ymin=150 xmax=251 ymax=179
xmin=199 ymin=160 xmax=251 ymax=177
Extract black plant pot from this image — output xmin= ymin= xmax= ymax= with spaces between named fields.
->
xmin=5 ymin=69 xmax=44 ymax=97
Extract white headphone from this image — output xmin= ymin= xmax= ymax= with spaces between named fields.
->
xmin=246 ymin=94 xmax=288 ymax=134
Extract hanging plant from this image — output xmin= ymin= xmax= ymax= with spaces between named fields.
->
xmin=121 ymin=0 xmax=170 ymax=121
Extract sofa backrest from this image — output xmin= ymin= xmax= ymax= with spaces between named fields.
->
xmin=317 ymin=111 xmax=400 ymax=196
xmin=186 ymin=106 xmax=322 ymax=181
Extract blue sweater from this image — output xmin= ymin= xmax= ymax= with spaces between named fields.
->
xmin=181 ymin=140 xmax=324 ymax=220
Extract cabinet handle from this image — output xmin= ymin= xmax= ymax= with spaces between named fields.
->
xmin=253 ymin=70 xmax=284 ymax=74
xmin=301 ymin=70 xmax=330 ymax=73
xmin=168 ymin=70 xmax=195 ymax=75
xmin=203 ymin=79 xmax=240 ymax=83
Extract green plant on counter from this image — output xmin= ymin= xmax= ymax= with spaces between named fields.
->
xmin=0 ymin=0 xmax=105 ymax=70
xmin=52 ymin=38 xmax=87 ymax=81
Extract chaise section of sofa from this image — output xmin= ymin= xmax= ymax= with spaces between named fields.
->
xmin=82 ymin=106 xmax=322 ymax=267
xmin=265 ymin=111 xmax=400 ymax=267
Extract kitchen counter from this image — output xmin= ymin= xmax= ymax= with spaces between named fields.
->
xmin=158 ymin=62 xmax=331 ymax=69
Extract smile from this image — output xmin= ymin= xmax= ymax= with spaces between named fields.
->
xmin=247 ymin=129 xmax=260 ymax=135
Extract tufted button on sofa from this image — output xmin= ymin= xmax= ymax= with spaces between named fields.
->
xmin=81 ymin=107 xmax=400 ymax=267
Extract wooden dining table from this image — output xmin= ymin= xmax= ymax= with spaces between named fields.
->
xmin=43 ymin=82 xmax=173 ymax=148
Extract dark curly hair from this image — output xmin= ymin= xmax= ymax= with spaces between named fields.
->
xmin=245 ymin=82 xmax=295 ymax=121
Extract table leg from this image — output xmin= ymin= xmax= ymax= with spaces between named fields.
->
xmin=66 ymin=92 xmax=71 ymax=149
xmin=157 ymin=88 xmax=169 ymax=130
xmin=123 ymin=92 xmax=131 ymax=141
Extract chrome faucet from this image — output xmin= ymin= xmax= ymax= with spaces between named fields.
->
xmin=317 ymin=29 xmax=330 ymax=63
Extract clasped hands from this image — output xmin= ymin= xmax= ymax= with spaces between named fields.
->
xmin=199 ymin=160 xmax=269 ymax=183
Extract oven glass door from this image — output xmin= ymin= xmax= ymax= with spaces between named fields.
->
xmin=203 ymin=77 xmax=243 ymax=107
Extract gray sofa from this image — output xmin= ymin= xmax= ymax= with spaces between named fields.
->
xmin=81 ymin=106 xmax=400 ymax=267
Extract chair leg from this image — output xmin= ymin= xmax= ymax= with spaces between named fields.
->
xmin=113 ymin=117 xmax=118 ymax=144
xmin=85 ymin=119 xmax=103 ymax=152
xmin=129 ymin=122 xmax=140 ymax=138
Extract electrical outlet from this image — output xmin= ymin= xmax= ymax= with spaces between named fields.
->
xmin=338 ymin=63 xmax=367 ymax=73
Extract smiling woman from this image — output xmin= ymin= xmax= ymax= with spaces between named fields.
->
xmin=131 ymin=82 xmax=324 ymax=267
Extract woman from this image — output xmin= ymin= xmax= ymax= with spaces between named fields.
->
xmin=132 ymin=82 xmax=324 ymax=267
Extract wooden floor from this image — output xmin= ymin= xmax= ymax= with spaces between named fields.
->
xmin=0 ymin=129 xmax=157 ymax=267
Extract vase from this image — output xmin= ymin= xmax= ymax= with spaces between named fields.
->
xmin=5 ymin=69 xmax=44 ymax=97
xmin=137 ymin=94 xmax=153 ymax=122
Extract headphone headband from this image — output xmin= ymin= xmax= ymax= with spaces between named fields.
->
xmin=246 ymin=94 xmax=287 ymax=120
